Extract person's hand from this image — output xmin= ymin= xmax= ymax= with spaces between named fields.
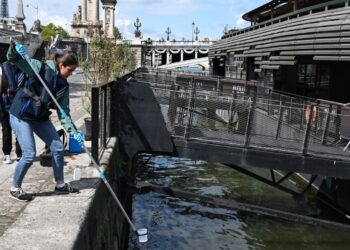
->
xmin=72 ymin=130 xmax=84 ymax=146
xmin=15 ymin=42 xmax=27 ymax=59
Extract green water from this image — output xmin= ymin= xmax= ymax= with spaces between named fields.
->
xmin=128 ymin=155 xmax=350 ymax=250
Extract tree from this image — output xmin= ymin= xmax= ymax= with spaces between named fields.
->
xmin=32 ymin=23 xmax=69 ymax=41
xmin=79 ymin=37 xmax=136 ymax=114
xmin=114 ymin=27 xmax=122 ymax=40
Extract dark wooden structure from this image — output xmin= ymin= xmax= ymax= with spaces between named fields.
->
xmin=210 ymin=0 xmax=350 ymax=102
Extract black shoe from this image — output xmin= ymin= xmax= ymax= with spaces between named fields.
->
xmin=55 ymin=183 xmax=79 ymax=193
xmin=9 ymin=188 xmax=34 ymax=202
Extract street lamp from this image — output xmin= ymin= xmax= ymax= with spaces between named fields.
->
xmin=165 ymin=26 xmax=171 ymax=41
xmin=194 ymin=26 xmax=200 ymax=41
xmin=26 ymin=4 xmax=39 ymax=20
xmin=85 ymin=28 xmax=93 ymax=61
xmin=192 ymin=21 xmax=195 ymax=42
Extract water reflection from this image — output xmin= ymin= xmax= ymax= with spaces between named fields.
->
xmin=128 ymin=155 xmax=350 ymax=250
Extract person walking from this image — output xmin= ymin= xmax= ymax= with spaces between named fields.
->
xmin=0 ymin=61 xmax=23 ymax=164
xmin=7 ymin=42 xmax=84 ymax=201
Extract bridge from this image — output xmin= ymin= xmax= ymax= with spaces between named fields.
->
xmin=144 ymin=40 xmax=212 ymax=68
xmin=157 ymin=57 xmax=209 ymax=70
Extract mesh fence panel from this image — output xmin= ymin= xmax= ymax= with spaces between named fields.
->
xmin=136 ymin=70 xmax=350 ymax=161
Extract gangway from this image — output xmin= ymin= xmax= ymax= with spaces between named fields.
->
xmin=112 ymin=68 xmax=350 ymax=217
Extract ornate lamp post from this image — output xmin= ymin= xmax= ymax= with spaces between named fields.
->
xmin=194 ymin=26 xmax=200 ymax=41
xmin=192 ymin=21 xmax=195 ymax=42
xmin=165 ymin=26 xmax=171 ymax=41
xmin=134 ymin=17 xmax=142 ymax=38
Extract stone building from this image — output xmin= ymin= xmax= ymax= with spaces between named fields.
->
xmin=0 ymin=0 xmax=25 ymax=33
xmin=101 ymin=0 xmax=117 ymax=39
xmin=71 ymin=0 xmax=117 ymax=39
xmin=71 ymin=0 xmax=101 ymax=38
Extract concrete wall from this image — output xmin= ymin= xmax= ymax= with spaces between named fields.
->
xmin=73 ymin=138 xmax=132 ymax=250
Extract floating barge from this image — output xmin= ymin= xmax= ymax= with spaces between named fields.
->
xmin=208 ymin=0 xmax=350 ymax=216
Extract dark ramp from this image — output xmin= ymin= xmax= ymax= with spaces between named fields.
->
xmin=114 ymin=80 xmax=173 ymax=160
xmin=173 ymin=138 xmax=350 ymax=179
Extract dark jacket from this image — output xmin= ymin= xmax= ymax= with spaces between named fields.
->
xmin=6 ymin=45 xmax=72 ymax=131
xmin=0 ymin=61 xmax=26 ymax=112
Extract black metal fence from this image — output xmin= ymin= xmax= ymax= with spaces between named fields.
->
xmin=91 ymin=81 xmax=114 ymax=162
xmin=91 ymin=71 xmax=140 ymax=162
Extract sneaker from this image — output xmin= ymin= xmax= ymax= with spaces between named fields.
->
xmin=9 ymin=188 xmax=34 ymax=202
xmin=3 ymin=155 xmax=12 ymax=164
xmin=55 ymin=183 xmax=79 ymax=193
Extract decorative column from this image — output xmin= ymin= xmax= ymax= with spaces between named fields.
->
xmin=152 ymin=50 xmax=155 ymax=67
xmin=180 ymin=49 xmax=184 ymax=62
xmin=81 ymin=0 xmax=87 ymax=21
xmin=166 ymin=50 xmax=170 ymax=64
xmin=101 ymin=0 xmax=117 ymax=38
xmin=90 ymin=0 xmax=99 ymax=23
xmin=195 ymin=48 xmax=198 ymax=59
xmin=87 ymin=0 xmax=99 ymax=23
xmin=15 ymin=0 xmax=25 ymax=33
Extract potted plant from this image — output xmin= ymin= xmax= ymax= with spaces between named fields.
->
xmin=79 ymin=35 xmax=136 ymax=140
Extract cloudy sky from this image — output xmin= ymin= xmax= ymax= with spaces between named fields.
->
xmin=9 ymin=0 xmax=267 ymax=40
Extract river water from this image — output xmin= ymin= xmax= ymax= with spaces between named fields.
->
xmin=128 ymin=155 xmax=350 ymax=249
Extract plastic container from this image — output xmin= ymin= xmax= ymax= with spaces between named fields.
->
xmin=73 ymin=168 xmax=81 ymax=180
xmin=69 ymin=135 xmax=82 ymax=153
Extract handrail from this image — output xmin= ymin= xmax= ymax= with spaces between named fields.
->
xmin=138 ymin=68 xmax=350 ymax=163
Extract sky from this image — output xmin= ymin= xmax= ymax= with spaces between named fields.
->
xmin=8 ymin=0 xmax=267 ymax=41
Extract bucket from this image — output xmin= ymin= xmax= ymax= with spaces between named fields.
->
xmin=69 ymin=135 xmax=83 ymax=153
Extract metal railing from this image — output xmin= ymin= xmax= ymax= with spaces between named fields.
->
xmin=90 ymin=68 xmax=350 ymax=163
xmin=91 ymin=81 xmax=114 ymax=162
xmin=90 ymin=70 xmax=140 ymax=162
xmin=134 ymin=68 xmax=350 ymax=162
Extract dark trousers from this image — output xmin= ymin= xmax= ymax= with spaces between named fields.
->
xmin=0 ymin=110 xmax=22 ymax=157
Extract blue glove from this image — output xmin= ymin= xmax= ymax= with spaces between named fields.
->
xmin=72 ymin=130 xmax=84 ymax=146
xmin=15 ymin=42 xmax=27 ymax=59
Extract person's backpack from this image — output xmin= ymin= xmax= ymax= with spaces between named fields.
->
xmin=0 ymin=61 xmax=27 ymax=112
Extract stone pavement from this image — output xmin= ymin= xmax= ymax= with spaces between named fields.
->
xmin=0 ymin=70 xmax=102 ymax=249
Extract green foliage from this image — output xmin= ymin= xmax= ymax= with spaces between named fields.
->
xmin=114 ymin=27 xmax=122 ymax=40
xmin=79 ymin=37 xmax=136 ymax=114
xmin=36 ymin=23 xmax=69 ymax=41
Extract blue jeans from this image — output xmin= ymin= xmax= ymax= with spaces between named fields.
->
xmin=10 ymin=114 xmax=65 ymax=187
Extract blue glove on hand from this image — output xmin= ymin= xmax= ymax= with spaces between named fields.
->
xmin=15 ymin=42 xmax=27 ymax=59
xmin=72 ymin=130 xmax=85 ymax=146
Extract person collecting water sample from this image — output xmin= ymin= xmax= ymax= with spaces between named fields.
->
xmin=6 ymin=42 xmax=84 ymax=201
